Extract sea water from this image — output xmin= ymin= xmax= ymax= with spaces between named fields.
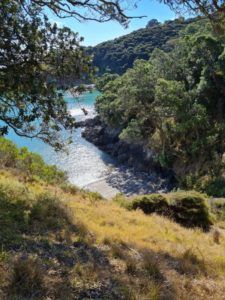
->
xmin=6 ymin=90 xmax=115 ymax=187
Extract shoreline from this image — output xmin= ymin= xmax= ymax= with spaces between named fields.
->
xmin=83 ymin=178 xmax=120 ymax=198
xmin=77 ymin=117 xmax=174 ymax=197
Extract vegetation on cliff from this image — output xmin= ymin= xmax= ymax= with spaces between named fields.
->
xmin=95 ymin=19 xmax=225 ymax=196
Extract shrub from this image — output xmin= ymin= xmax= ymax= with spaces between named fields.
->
xmin=169 ymin=191 xmax=213 ymax=230
xmin=129 ymin=194 xmax=170 ymax=215
xmin=202 ymin=177 xmax=225 ymax=198
xmin=86 ymin=191 xmax=104 ymax=202
xmin=112 ymin=193 xmax=130 ymax=209
xmin=193 ymin=175 xmax=225 ymax=198
xmin=0 ymin=137 xmax=67 ymax=184
xmin=123 ymin=191 xmax=213 ymax=230
xmin=0 ymin=137 xmax=19 ymax=167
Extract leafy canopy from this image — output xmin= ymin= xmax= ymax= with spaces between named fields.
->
xmin=96 ymin=20 xmax=225 ymax=189
xmin=0 ymin=0 xmax=141 ymax=149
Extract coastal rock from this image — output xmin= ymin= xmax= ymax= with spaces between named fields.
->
xmin=79 ymin=116 xmax=169 ymax=175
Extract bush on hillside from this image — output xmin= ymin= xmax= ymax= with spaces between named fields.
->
xmin=112 ymin=193 xmax=130 ymax=208
xmin=202 ymin=178 xmax=225 ymax=198
xmin=126 ymin=191 xmax=213 ymax=230
xmin=168 ymin=191 xmax=213 ymax=230
xmin=0 ymin=137 xmax=67 ymax=184
xmin=60 ymin=182 xmax=79 ymax=195
xmin=129 ymin=194 xmax=170 ymax=215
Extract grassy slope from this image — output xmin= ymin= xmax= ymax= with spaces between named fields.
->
xmin=0 ymin=168 xmax=225 ymax=299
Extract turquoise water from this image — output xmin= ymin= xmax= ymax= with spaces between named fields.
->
xmin=6 ymin=90 xmax=169 ymax=194
xmin=6 ymin=90 xmax=115 ymax=187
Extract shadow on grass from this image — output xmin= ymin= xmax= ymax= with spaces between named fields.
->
xmin=0 ymin=194 xmax=130 ymax=299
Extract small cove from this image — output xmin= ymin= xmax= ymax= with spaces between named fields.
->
xmin=6 ymin=91 xmax=168 ymax=197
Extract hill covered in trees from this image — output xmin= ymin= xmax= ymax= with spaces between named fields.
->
xmin=88 ymin=17 xmax=198 ymax=74
xmin=94 ymin=19 xmax=225 ymax=196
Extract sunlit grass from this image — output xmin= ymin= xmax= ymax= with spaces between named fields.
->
xmin=0 ymin=169 xmax=225 ymax=299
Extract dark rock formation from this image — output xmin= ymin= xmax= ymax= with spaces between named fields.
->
xmin=78 ymin=117 xmax=174 ymax=182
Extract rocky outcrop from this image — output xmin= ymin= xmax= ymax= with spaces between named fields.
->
xmin=78 ymin=117 xmax=172 ymax=177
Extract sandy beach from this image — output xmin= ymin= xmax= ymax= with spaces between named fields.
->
xmin=83 ymin=164 xmax=170 ymax=198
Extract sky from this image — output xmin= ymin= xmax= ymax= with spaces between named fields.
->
xmin=48 ymin=0 xmax=180 ymax=46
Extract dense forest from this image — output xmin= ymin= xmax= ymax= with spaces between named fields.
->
xmin=96 ymin=19 xmax=225 ymax=196
xmin=88 ymin=17 xmax=198 ymax=74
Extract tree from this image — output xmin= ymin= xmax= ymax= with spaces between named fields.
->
xmin=0 ymin=0 xmax=142 ymax=149
xmin=95 ymin=20 xmax=225 ymax=187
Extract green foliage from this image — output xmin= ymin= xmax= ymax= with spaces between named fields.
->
xmin=168 ymin=191 xmax=213 ymax=230
xmin=89 ymin=18 xmax=197 ymax=75
xmin=0 ymin=137 xmax=67 ymax=184
xmin=86 ymin=191 xmax=104 ymax=202
xmin=60 ymin=182 xmax=79 ymax=195
xmin=200 ymin=178 xmax=225 ymax=198
xmin=129 ymin=194 xmax=170 ymax=215
xmin=96 ymin=20 xmax=225 ymax=194
xmin=124 ymin=191 xmax=213 ymax=230
xmin=0 ymin=0 xmax=134 ymax=148
xmin=112 ymin=193 xmax=131 ymax=209
xmin=0 ymin=0 xmax=92 ymax=149
xmin=161 ymin=0 xmax=225 ymax=34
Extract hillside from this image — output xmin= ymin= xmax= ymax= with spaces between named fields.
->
xmin=88 ymin=17 xmax=197 ymax=75
xmin=1 ymin=137 xmax=225 ymax=299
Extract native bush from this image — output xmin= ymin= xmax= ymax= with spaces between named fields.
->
xmin=125 ymin=191 xmax=213 ymax=230
xmin=129 ymin=194 xmax=170 ymax=215
xmin=0 ymin=137 xmax=67 ymax=184
xmin=168 ymin=191 xmax=213 ymax=230
xmin=95 ymin=20 xmax=225 ymax=195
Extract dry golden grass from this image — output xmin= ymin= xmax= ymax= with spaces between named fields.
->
xmin=1 ymin=170 xmax=225 ymax=299
xmin=65 ymin=193 xmax=225 ymax=299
